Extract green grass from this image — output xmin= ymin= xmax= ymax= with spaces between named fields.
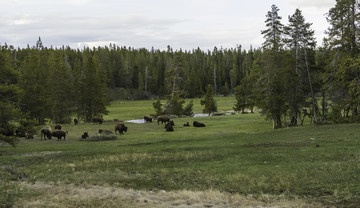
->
xmin=1 ymin=97 xmax=360 ymax=207
xmin=104 ymin=96 xmax=237 ymax=121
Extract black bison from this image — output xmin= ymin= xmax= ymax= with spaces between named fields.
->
xmin=157 ymin=115 xmax=170 ymax=125
xmin=74 ymin=118 xmax=79 ymax=125
xmin=25 ymin=132 xmax=34 ymax=139
xmin=165 ymin=122 xmax=174 ymax=132
xmin=81 ymin=132 xmax=89 ymax=139
xmin=52 ymin=130 xmax=67 ymax=141
xmin=41 ymin=126 xmax=52 ymax=140
xmin=115 ymin=123 xmax=128 ymax=135
xmin=54 ymin=124 xmax=62 ymax=130
xmin=144 ymin=115 xmax=153 ymax=123
xmin=98 ymin=129 xmax=114 ymax=135
xmin=193 ymin=121 xmax=206 ymax=127
xmin=93 ymin=115 xmax=104 ymax=124
xmin=183 ymin=122 xmax=190 ymax=127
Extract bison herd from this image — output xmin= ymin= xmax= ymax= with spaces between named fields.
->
xmin=9 ymin=114 xmax=206 ymax=142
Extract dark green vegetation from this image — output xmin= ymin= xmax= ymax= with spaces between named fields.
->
xmin=1 ymin=1 xmax=360 ymax=148
xmin=1 ymin=98 xmax=360 ymax=207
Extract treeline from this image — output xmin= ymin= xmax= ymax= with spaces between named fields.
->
xmin=0 ymin=0 xmax=359 ymax=139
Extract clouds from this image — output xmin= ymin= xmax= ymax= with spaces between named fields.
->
xmin=0 ymin=0 xmax=334 ymax=50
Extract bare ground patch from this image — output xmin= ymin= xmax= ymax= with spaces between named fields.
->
xmin=21 ymin=151 xmax=62 ymax=157
xmin=15 ymin=182 xmax=328 ymax=208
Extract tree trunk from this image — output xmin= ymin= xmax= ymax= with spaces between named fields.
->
xmin=272 ymin=114 xmax=282 ymax=129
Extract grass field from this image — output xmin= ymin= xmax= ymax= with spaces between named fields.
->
xmin=1 ymin=97 xmax=359 ymax=207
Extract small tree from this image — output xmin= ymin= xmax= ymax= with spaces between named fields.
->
xmin=201 ymin=84 xmax=217 ymax=116
xmin=183 ymin=100 xmax=194 ymax=116
xmin=152 ymin=98 xmax=164 ymax=116
xmin=164 ymin=93 xmax=185 ymax=116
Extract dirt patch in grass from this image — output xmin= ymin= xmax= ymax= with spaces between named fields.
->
xmin=15 ymin=182 xmax=328 ymax=208
xmin=21 ymin=151 xmax=62 ymax=157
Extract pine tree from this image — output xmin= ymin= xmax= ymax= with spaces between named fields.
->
xmin=20 ymin=48 xmax=52 ymax=124
xmin=258 ymin=5 xmax=288 ymax=129
xmin=0 ymin=45 xmax=21 ymax=146
xmin=284 ymin=8 xmax=317 ymax=125
xmin=261 ymin=4 xmax=284 ymax=51
xmin=48 ymin=50 xmax=75 ymax=123
xmin=78 ymin=54 xmax=108 ymax=121
xmin=325 ymin=0 xmax=360 ymax=119
xmin=201 ymin=84 xmax=217 ymax=116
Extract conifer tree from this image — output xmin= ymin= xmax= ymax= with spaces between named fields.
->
xmin=258 ymin=4 xmax=288 ymax=129
xmin=284 ymin=8 xmax=317 ymax=125
xmin=78 ymin=54 xmax=108 ymax=121
xmin=48 ymin=50 xmax=75 ymax=123
xmin=0 ymin=45 xmax=21 ymax=146
xmin=201 ymin=84 xmax=217 ymax=116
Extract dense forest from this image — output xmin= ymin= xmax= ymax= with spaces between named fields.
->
xmin=1 ymin=1 xmax=360 ymax=144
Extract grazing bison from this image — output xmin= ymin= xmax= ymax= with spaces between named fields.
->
xmin=54 ymin=124 xmax=62 ymax=130
xmin=98 ymin=129 xmax=114 ymax=135
xmin=193 ymin=121 xmax=206 ymax=127
xmin=115 ymin=123 xmax=128 ymax=135
xmin=25 ymin=132 xmax=34 ymax=139
xmin=183 ymin=122 xmax=190 ymax=127
xmin=93 ymin=115 xmax=104 ymax=124
xmin=165 ymin=122 xmax=174 ymax=132
xmin=144 ymin=115 xmax=153 ymax=123
xmin=157 ymin=115 xmax=170 ymax=125
xmin=41 ymin=126 xmax=52 ymax=140
xmin=81 ymin=132 xmax=89 ymax=139
xmin=52 ymin=130 xmax=67 ymax=141
xmin=74 ymin=118 xmax=79 ymax=125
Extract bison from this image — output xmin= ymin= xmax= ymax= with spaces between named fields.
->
xmin=98 ymin=129 xmax=114 ymax=135
xmin=144 ymin=115 xmax=153 ymax=123
xmin=183 ymin=122 xmax=190 ymax=127
xmin=54 ymin=124 xmax=62 ymax=130
xmin=115 ymin=123 xmax=128 ymax=135
xmin=165 ymin=122 xmax=174 ymax=132
xmin=52 ymin=130 xmax=67 ymax=141
xmin=157 ymin=115 xmax=170 ymax=125
xmin=93 ymin=115 xmax=103 ymax=124
xmin=193 ymin=121 xmax=206 ymax=127
xmin=25 ymin=132 xmax=34 ymax=139
xmin=74 ymin=118 xmax=79 ymax=125
xmin=81 ymin=132 xmax=89 ymax=139
xmin=41 ymin=126 xmax=52 ymax=140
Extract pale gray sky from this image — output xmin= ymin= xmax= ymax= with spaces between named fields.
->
xmin=0 ymin=0 xmax=335 ymax=50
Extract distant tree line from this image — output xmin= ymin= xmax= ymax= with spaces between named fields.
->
xmin=0 ymin=0 xmax=359 ymax=146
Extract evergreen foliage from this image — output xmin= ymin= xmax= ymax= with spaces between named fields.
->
xmin=0 ymin=0 xmax=359 ymax=131
xmin=201 ymin=84 xmax=217 ymax=115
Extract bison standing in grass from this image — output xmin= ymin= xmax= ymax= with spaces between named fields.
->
xmin=93 ymin=115 xmax=104 ymax=124
xmin=144 ymin=115 xmax=153 ymax=123
xmin=157 ymin=115 xmax=170 ymax=125
xmin=52 ymin=130 xmax=67 ymax=141
xmin=54 ymin=124 xmax=62 ymax=130
xmin=115 ymin=123 xmax=128 ymax=135
xmin=193 ymin=121 xmax=206 ymax=127
xmin=74 ymin=118 xmax=79 ymax=125
xmin=41 ymin=126 xmax=52 ymax=140
xmin=25 ymin=132 xmax=34 ymax=139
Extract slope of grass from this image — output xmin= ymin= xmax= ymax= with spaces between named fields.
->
xmin=1 ymin=97 xmax=359 ymax=207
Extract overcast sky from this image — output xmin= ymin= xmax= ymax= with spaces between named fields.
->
xmin=0 ymin=0 xmax=335 ymax=51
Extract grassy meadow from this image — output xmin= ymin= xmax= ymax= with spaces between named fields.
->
xmin=1 ymin=97 xmax=360 ymax=207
